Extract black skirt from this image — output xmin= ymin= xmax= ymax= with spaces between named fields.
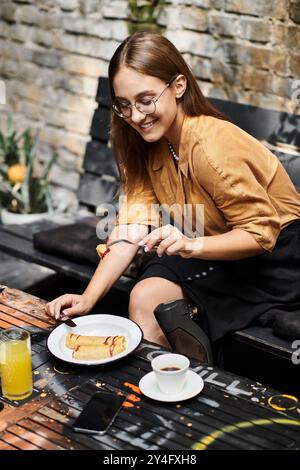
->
xmin=137 ymin=219 xmax=300 ymax=343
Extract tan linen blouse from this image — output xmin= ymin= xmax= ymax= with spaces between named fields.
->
xmin=116 ymin=114 xmax=300 ymax=252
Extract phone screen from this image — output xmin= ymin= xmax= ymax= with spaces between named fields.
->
xmin=72 ymin=391 xmax=125 ymax=434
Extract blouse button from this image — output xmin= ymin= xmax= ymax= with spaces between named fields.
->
xmin=202 ymin=272 xmax=207 ymax=276
xmin=209 ymin=266 xmax=214 ymax=271
xmin=187 ymin=277 xmax=193 ymax=281
xmin=195 ymin=274 xmax=201 ymax=278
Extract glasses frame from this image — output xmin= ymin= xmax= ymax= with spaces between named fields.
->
xmin=112 ymin=74 xmax=179 ymax=119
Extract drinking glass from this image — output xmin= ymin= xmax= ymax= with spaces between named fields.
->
xmin=0 ymin=328 xmax=32 ymax=401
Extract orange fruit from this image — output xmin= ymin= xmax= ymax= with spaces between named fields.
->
xmin=7 ymin=164 xmax=26 ymax=184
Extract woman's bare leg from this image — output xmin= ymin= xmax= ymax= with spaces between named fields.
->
xmin=128 ymin=277 xmax=187 ymax=348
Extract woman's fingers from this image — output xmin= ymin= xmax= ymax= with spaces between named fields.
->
xmin=46 ymin=295 xmax=76 ymax=320
xmin=61 ymin=302 xmax=85 ymax=318
xmin=54 ymin=297 xmax=73 ymax=320
xmin=46 ymin=295 xmax=64 ymax=318
xmin=156 ymin=238 xmax=194 ymax=258
xmin=139 ymin=225 xmax=194 ymax=258
xmin=167 ymin=239 xmax=192 ymax=256
xmin=139 ymin=229 xmax=161 ymax=251
xmin=46 ymin=294 xmax=91 ymax=320
xmin=156 ymin=237 xmax=178 ymax=257
xmin=139 ymin=225 xmax=174 ymax=252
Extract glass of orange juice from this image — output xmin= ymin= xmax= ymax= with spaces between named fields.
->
xmin=0 ymin=328 xmax=32 ymax=401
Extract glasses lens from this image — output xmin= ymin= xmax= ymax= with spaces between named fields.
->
xmin=136 ymin=99 xmax=155 ymax=115
xmin=113 ymin=101 xmax=131 ymax=118
xmin=113 ymin=98 xmax=156 ymax=118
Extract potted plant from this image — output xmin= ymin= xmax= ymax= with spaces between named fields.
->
xmin=0 ymin=117 xmax=57 ymax=225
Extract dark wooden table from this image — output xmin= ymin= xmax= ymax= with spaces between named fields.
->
xmin=1 ymin=285 xmax=300 ymax=451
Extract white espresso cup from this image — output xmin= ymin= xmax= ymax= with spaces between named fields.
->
xmin=151 ymin=353 xmax=190 ymax=395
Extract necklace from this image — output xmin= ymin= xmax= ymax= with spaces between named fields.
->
xmin=167 ymin=141 xmax=179 ymax=161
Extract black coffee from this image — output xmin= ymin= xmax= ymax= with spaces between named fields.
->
xmin=160 ymin=366 xmax=181 ymax=372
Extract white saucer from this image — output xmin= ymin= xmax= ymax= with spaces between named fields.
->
xmin=139 ymin=370 xmax=204 ymax=403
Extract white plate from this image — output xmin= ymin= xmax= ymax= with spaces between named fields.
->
xmin=47 ymin=314 xmax=143 ymax=366
xmin=139 ymin=370 xmax=204 ymax=402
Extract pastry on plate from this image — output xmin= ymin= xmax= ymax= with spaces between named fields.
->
xmin=72 ymin=341 xmax=125 ymax=360
xmin=66 ymin=333 xmax=125 ymax=349
xmin=65 ymin=333 xmax=126 ymax=360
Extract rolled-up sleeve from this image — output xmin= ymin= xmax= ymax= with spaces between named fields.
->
xmin=115 ymin=172 xmax=161 ymax=228
xmin=199 ymin=125 xmax=281 ymax=252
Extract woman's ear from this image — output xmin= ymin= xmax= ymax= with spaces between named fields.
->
xmin=174 ymin=74 xmax=187 ymax=99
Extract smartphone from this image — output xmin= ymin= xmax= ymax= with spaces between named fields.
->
xmin=72 ymin=391 xmax=125 ymax=435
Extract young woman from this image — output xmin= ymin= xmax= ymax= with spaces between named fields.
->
xmin=46 ymin=32 xmax=300 ymax=360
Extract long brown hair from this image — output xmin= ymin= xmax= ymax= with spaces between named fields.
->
xmin=108 ymin=31 xmax=228 ymax=194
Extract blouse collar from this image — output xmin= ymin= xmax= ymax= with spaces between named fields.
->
xmin=150 ymin=114 xmax=193 ymax=178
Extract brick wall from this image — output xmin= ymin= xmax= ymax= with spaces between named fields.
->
xmin=0 ymin=0 xmax=299 ymax=208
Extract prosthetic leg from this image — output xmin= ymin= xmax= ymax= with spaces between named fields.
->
xmin=154 ymin=299 xmax=213 ymax=365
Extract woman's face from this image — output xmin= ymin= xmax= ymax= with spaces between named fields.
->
xmin=113 ymin=67 xmax=186 ymax=143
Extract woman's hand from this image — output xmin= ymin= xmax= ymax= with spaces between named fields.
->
xmin=46 ymin=294 xmax=93 ymax=320
xmin=138 ymin=224 xmax=199 ymax=259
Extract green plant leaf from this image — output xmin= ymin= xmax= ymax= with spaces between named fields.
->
xmin=20 ymin=157 xmax=33 ymax=213
xmin=27 ymin=178 xmax=47 ymax=213
xmin=0 ymin=131 xmax=6 ymax=156
xmin=0 ymin=117 xmax=56 ymax=214
xmin=42 ymin=151 xmax=58 ymax=180
xmin=0 ymin=115 xmax=23 ymax=165
xmin=0 ymin=165 xmax=9 ymax=179
xmin=22 ymin=129 xmax=34 ymax=166
xmin=44 ymin=185 xmax=54 ymax=213
xmin=0 ymin=180 xmax=24 ymax=204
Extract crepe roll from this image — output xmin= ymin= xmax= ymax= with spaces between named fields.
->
xmin=96 ymin=243 xmax=110 ymax=259
xmin=66 ymin=333 xmax=126 ymax=350
xmin=72 ymin=341 xmax=125 ymax=360
xmin=66 ymin=333 xmax=81 ymax=349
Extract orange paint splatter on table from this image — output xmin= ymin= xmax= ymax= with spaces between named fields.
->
xmin=123 ymin=401 xmax=135 ymax=408
xmin=127 ymin=393 xmax=140 ymax=403
xmin=123 ymin=382 xmax=141 ymax=395
xmin=122 ymin=382 xmax=141 ymax=408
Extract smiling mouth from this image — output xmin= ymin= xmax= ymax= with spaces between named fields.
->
xmin=139 ymin=119 xmax=158 ymax=130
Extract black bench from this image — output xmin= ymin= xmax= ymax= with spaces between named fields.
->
xmin=0 ymin=76 xmax=299 ymax=390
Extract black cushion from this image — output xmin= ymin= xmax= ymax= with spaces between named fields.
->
xmin=273 ymin=310 xmax=300 ymax=340
xmin=255 ymin=309 xmax=279 ymax=327
xmin=256 ymin=307 xmax=300 ymax=340
xmin=33 ymin=216 xmax=101 ymax=266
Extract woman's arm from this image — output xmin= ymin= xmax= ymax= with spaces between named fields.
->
xmin=46 ymin=223 xmax=148 ymax=319
xmin=83 ymin=223 xmax=149 ymax=306
xmin=191 ymin=228 xmax=266 ymax=260
xmin=140 ymin=226 xmax=266 ymax=261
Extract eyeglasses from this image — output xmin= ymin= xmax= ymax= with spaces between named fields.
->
xmin=112 ymin=74 xmax=178 ymax=119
